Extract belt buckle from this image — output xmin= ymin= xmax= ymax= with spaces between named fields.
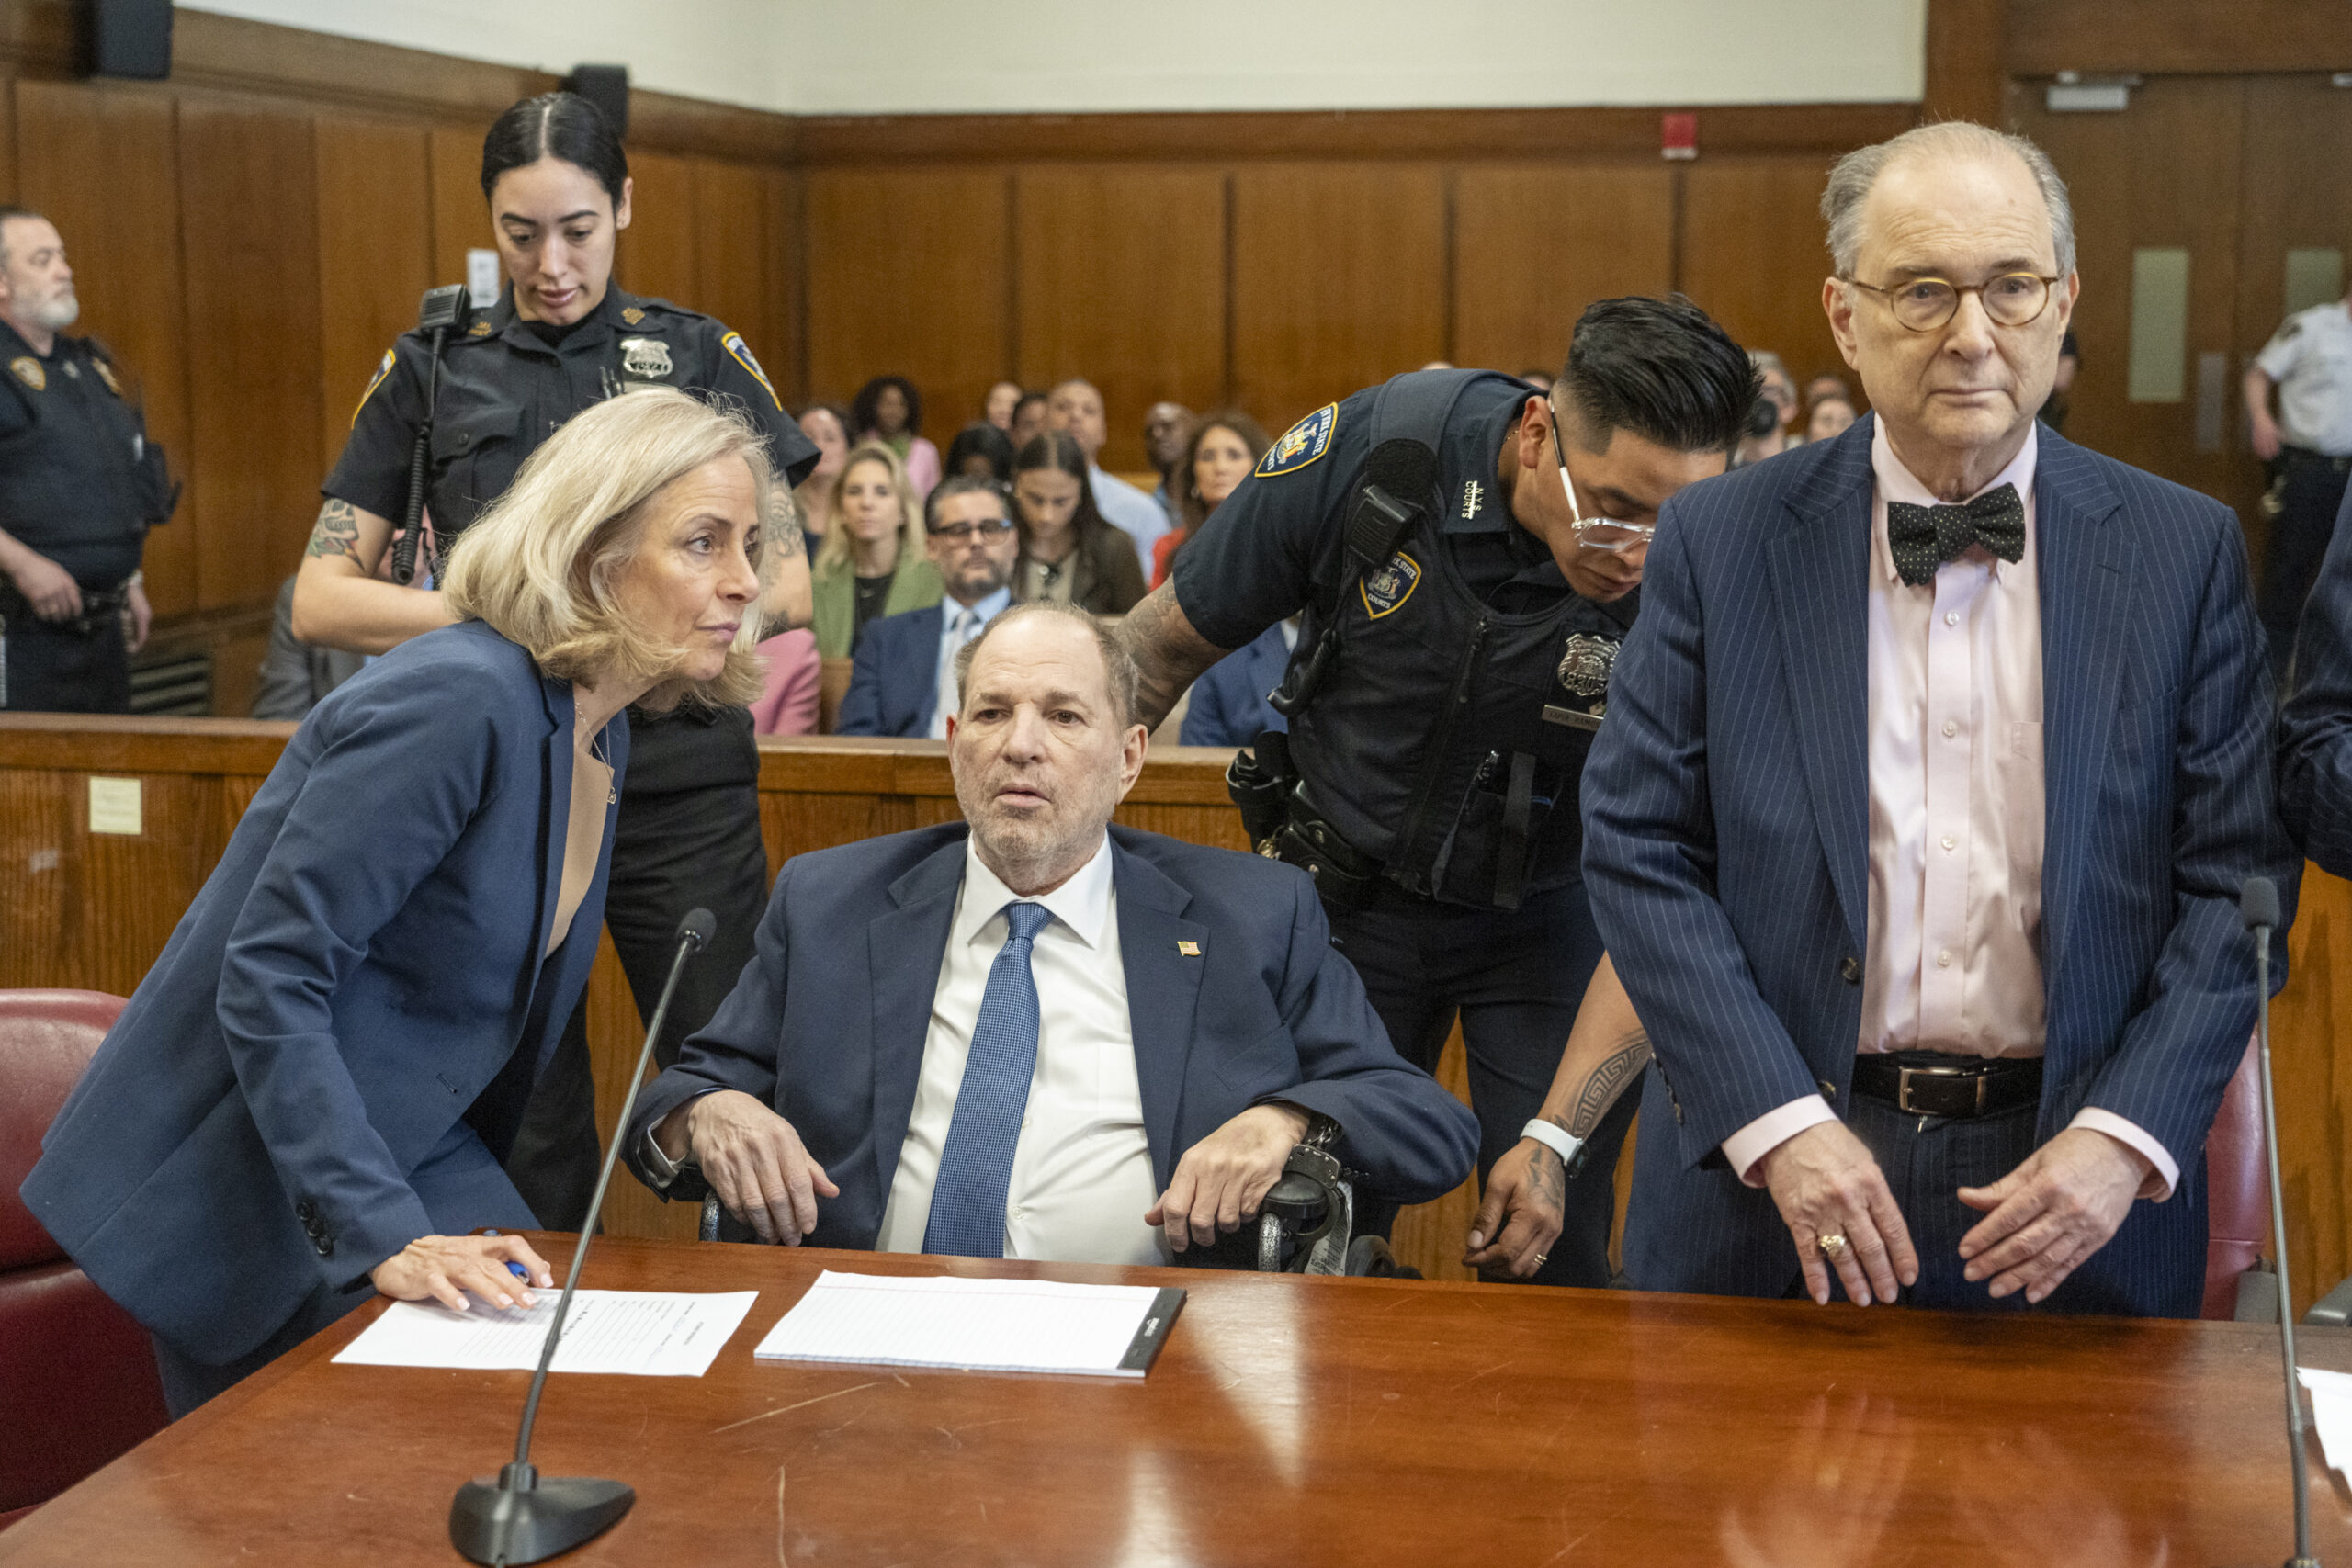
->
xmin=1895 ymin=1065 xmax=1986 ymax=1117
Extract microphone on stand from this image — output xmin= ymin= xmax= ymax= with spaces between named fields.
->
xmin=449 ymin=908 xmax=717 ymax=1568
xmin=2241 ymin=875 xmax=2321 ymax=1568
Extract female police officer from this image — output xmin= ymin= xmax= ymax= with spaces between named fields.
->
xmin=290 ymin=92 xmax=817 ymax=1227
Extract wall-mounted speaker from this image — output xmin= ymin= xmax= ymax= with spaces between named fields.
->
xmin=566 ymin=65 xmax=630 ymax=141
xmin=88 ymin=0 xmax=172 ymax=80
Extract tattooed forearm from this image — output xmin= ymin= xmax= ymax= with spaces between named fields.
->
xmin=305 ymin=499 xmax=360 ymax=561
xmin=1560 ymin=1030 xmax=1652 ymax=1140
xmin=767 ymin=485 xmax=806 ymax=562
xmin=1116 ymin=581 xmax=1228 ymax=729
xmin=1525 ymin=1143 xmax=1566 ymax=1213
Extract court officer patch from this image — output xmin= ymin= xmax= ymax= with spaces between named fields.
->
xmin=1258 ymin=403 xmax=1337 ymax=478
xmin=1361 ymin=552 xmax=1421 ymax=619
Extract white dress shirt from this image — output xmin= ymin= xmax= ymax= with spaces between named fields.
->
xmin=1721 ymin=423 xmax=2175 ymax=1199
xmin=927 ymin=586 xmax=1011 ymax=739
xmin=875 ymin=835 xmax=1168 ymax=1265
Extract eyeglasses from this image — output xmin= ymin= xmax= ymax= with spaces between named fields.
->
xmin=1843 ymin=272 xmax=2062 ymax=333
xmin=1549 ymin=400 xmax=1654 ymax=554
xmin=927 ymin=518 xmax=1016 ymax=543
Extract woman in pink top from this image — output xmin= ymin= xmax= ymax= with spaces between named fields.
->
xmin=748 ymin=626 xmax=820 ymax=735
xmin=853 ymin=375 xmax=941 ymax=502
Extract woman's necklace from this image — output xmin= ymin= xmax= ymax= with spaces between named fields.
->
xmin=584 ymin=720 xmax=617 ymax=806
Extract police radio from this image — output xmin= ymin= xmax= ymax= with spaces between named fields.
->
xmin=391 ymin=284 xmax=471 ymax=586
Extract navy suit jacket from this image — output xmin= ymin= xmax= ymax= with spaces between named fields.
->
xmin=835 ymin=603 xmax=941 ymax=738
xmin=1179 ymin=622 xmax=1293 ymax=748
xmin=1581 ymin=417 xmax=2299 ymax=1316
xmin=21 ymin=621 xmax=624 ymax=1362
xmin=2279 ymin=481 xmax=2352 ymax=874
xmin=626 ymin=823 xmax=1478 ymax=1250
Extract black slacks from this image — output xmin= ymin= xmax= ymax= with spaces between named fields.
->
xmin=1323 ymin=878 xmax=1632 ymax=1288
xmin=502 ymin=707 xmax=772 ymax=1229
xmin=1 ymin=608 xmax=130 ymax=713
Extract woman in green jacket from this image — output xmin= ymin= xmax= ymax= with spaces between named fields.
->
xmin=808 ymin=441 xmax=942 ymax=657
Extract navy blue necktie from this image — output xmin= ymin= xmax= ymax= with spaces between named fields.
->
xmin=922 ymin=901 xmax=1054 ymax=1258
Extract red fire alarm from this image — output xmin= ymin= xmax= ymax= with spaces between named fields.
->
xmin=1661 ymin=111 xmax=1698 ymax=161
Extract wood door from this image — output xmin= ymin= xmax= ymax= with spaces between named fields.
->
xmin=2012 ymin=77 xmax=2248 ymax=516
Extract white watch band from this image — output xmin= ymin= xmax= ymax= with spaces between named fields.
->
xmin=1521 ymin=1118 xmax=1582 ymax=1168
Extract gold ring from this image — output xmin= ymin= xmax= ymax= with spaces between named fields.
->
xmin=1817 ymin=1234 xmax=1849 ymax=1258
xmin=1532 ymin=1253 xmax=1550 ymax=1267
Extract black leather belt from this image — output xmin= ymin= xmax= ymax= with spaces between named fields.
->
xmin=1849 ymin=1053 xmax=2042 ymax=1119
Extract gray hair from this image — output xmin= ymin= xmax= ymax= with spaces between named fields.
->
xmin=953 ymin=598 xmax=1140 ymax=728
xmin=1821 ymin=122 xmax=2075 ymax=278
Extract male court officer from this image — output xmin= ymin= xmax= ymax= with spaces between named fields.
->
xmin=2247 ymin=281 xmax=2352 ymax=687
xmin=0 ymin=206 xmax=175 ymax=711
xmin=1114 ymin=299 xmax=1756 ymax=1286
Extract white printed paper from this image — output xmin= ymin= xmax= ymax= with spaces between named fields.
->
xmin=2298 ymin=1367 xmax=2352 ymax=1480
xmin=334 ymin=1290 xmax=756 ymax=1377
xmin=754 ymin=1270 xmax=1170 ymax=1378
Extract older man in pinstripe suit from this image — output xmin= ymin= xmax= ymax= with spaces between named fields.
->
xmin=1582 ymin=122 xmax=2297 ymax=1317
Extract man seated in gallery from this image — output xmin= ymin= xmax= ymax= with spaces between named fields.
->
xmin=626 ymin=598 xmax=1478 ymax=1263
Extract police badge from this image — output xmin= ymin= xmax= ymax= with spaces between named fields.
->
xmin=1557 ymin=632 xmax=1617 ymax=698
xmin=618 ymin=336 xmax=673 ymax=384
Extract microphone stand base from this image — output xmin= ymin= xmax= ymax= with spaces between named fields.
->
xmin=450 ymin=1462 xmax=633 ymax=1565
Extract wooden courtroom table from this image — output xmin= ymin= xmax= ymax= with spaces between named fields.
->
xmin=3 ymin=1235 xmax=2349 ymax=1565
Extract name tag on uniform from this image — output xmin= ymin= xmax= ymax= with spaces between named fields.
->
xmin=1543 ymin=705 xmax=1603 ymax=731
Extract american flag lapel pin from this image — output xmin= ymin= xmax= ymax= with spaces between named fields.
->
xmin=1177 ymin=940 xmax=1201 ymax=956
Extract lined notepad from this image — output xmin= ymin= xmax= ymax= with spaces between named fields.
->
xmin=754 ymin=1270 xmax=1184 ymax=1378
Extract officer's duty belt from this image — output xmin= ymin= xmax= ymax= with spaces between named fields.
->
xmin=1849 ymin=1052 xmax=2042 ymax=1119
xmin=0 ymin=580 xmax=130 ymax=638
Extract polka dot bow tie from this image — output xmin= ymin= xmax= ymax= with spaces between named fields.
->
xmin=1885 ymin=483 xmax=2025 ymax=587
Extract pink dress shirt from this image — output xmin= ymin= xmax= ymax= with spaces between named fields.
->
xmin=1719 ymin=423 xmax=2177 ymax=1200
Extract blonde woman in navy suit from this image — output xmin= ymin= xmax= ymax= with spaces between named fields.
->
xmin=23 ymin=388 xmax=779 ymax=1414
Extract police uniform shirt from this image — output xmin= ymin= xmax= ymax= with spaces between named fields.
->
xmin=0 ymin=318 xmax=162 ymax=588
xmin=1171 ymin=373 xmax=1581 ymax=652
xmin=324 ymin=284 xmax=817 ymax=538
xmin=2256 ymin=300 xmax=2352 ymax=457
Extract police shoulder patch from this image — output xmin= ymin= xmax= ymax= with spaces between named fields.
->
xmin=349 ymin=348 xmax=395 ymax=427
xmin=10 ymin=355 xmax=44 ymax=393
xmin=1258 ymin=403 xmax=1337 ymax=478
xmin=1360 ymin=551 xmax=1421 ymax=619
xmin=91 ymin=356 xmax=123 ymax=398
xmin=721 ymin=330 xmax=782 ymax=410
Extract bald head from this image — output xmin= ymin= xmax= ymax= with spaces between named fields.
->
xmin=1822 ymin=123 xmax=2075 ymax=281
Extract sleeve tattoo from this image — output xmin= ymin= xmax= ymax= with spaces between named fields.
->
xmin=305 ymin=498 xmax=361 ymax=562
xmin=767 ymin=484 xmax=806 ymax=562
xmin=1555 ymin=1030 xmax=1653 ymax=1142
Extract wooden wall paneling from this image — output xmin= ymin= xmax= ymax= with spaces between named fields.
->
xmin=1924 ymin=0 xmax=2009 ymax=127
xmin=2012 ymin=77 xmax=2248 ymax=512
xmin=2007 ymin=0 xmax=2352 ymax=76
xmin=802 ymin=166 xmax=1012 ymax=425
xmin=1453 ymin=163 xmax=1676 ymax=379
xmin=2235 ymin=78 xmax=2352 ymax=410
xmin=763 ymin=165 xmax=801 ymax=406
xmin=313 ymin=116 xmax=433 ymax=471
xmin=176 ymin=97 xmax=322 ymax=613
xmin=426 ymin=122 xmax=489 ymax=296
xmin=617 ymin=148 xmax=697 ymax=307
xmin=0 ymin=68 xmax=15 ymax=198
xmin=14 ymin=79 xmax=198 ymax=618
xmin=1678 ymin=155 xmax=1843 ymax=392
xmin=1012 ymin=164 xmax=1227 ymax=472
xmin=1230 ymin=162 xmax=1448 ymax=436
xmin=689 ymin=157 xmax=778 ymax=376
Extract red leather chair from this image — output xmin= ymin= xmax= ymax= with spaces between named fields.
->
xmin=0 ymin=989 xmax=169 ymax=1529
xmin=2202 ymin=1036 xmax=2269 ymax=1321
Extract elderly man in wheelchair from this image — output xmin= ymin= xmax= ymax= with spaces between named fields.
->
xmin=618 ymin=599 xmax=1477 ymax=1276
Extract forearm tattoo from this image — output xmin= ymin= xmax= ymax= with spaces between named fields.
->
xmin=305 ymin=498 xmax=360 ymax=561
xmin=1526 ymin=1142 xmax=1566 ymax=1212
xmin=1558 ymin=1030 xmax=1653 ymax=1141
xmin=767 ymin=485 xmax=806 ymax=562
xmin=1117 ymin=584 xmax=1225 ymax=729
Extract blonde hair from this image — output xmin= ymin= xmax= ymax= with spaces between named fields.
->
xmin=812 ymin=440 xmax=923 ymax=578
xmin=440 ymin=387 xmax=779 ymax=707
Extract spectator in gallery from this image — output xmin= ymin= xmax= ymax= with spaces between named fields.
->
xmin=1046 ymin=377 xmax=1167 ymax=575
xmin=1737 ymin=349 xmax=1804 ymax=466
xmin=983 ymin=378 xmax=1022 ymax=433
xmin=945 ymin=421 xmax=1016 ymax=487
xmin=854 ymin=374 xmax=942 ymax=502
xmin=1806 ymin=391 xmax=1858 ymax=443
xmin=808 ymin=441 xmax=941 ymax=660
xmin=1150 ymin=410 xmax=1269 ymax=590
xmin=748 ymin=625 xmax=821 ymax=736
xmin=1009 ymin=389 xmax=1050 ymax=453
xmin=792 ymin=401 xmax=852 ymax=554
xmin=1143 ymin=400 xmax=1195 ymax=525
xmin=1804 ymin=371 xmax=1851 ymax=413
xmin=1012 ymin=429 xmax=1146 ymax=616
xmin=835 ymin=476 xmax=1019 ymax=739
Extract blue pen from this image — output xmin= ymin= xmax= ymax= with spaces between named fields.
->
xmin=481 ymin=1229 xmax=534 ymax=1286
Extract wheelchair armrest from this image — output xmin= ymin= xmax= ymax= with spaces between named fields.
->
xmin=2306 ymin=1276 xmax=2352 ymax=1328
